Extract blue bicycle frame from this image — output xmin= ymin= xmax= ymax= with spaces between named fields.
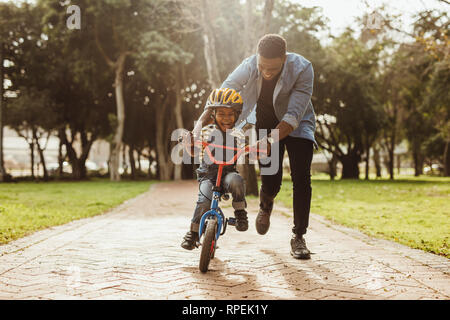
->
xmin=198 ymin=190 xmax=224 ymax=242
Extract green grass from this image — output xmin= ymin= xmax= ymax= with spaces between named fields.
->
xmin=0 ymin=179 xmax=154 ymax=245
xmin=275 ymin=175 xmax=450 ymax=258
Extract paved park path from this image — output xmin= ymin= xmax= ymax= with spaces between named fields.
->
xmin=0 ymin=180 xmax=449 ymax=300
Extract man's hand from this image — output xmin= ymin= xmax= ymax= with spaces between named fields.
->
xmin=249 ymin=137 xmax=271 ymax=161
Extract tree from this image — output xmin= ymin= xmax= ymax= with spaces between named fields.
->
xmin=389 ymin=9 xmax=449 ymax=176
xmin=314 ymin=31 xmax=383 ymax=179
xmin=2 ymin=2 xmax=62 ymax=180
xmin=415 ymin=10 xmax=450 ymax=175
xmin=0 ymin=2 xmax=22 ymax=181
xmin=35 ymin=0 xmax=117 ymax=180
xmin=6 ymin=87 xmax=57 ymax=180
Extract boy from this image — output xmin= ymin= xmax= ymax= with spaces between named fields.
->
xmin=181 ymin=88 xmax=248 ymax=250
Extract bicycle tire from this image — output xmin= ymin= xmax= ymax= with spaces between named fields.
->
xmin=199 ymin=218 xmax=217 ymax=273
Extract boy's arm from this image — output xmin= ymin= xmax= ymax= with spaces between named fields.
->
xmin=182 ymin=131 xmax=200 ymax=157
xmin=192 ymin=109 xmax=214 ymax=139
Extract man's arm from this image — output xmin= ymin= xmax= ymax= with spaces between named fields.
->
xmin=221 ymin=56 xmax=253 ymax=91
xmin=192 ymin=58 xmax=252 ymax=138
xmin=280 ymin=62 xmax=314 ymax=131
xmin=256 ymin=62 xmax=314 ymax=155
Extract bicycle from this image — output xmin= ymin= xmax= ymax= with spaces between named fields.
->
xmin=184 ymin=136 xmax=266 ymax=273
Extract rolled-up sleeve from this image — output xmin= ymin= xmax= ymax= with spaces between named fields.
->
xmin=281 ymin=62 xmax=314 ymax=130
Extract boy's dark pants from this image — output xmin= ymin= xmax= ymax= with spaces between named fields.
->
xmin=190 ymin=172 xmax=246 ymax=232
xmin=259 ymin=136 xmax=313 ymax=236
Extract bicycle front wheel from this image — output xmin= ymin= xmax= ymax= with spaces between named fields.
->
xmin=199 ymin=218 xmax=217 ymax=273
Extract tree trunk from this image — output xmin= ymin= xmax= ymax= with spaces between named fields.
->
xmin=60 ymin=128 xmax=94 ymax=180
xmin=110 ymin=53 xmax=127 ymax=181
xmin=109 ymin=143 xmax=120 ymax=181
xmin=29 ymin=141 xmax=35 ymax=180
xmin=365 ymin=147 xmax=370 ymax=180
xmin=243 ymin=0 xmax=255 ymax=56
xmin=148 ymin=153 xmax=155 ymax=179
xmin=373 ymin=146 xmax=381 ymax=178
xmin=200 ymin=0 xmax=221 ymax=88
xmin=388 ymin=108 xmax=397 ymax=180
xmin=33 ymin=130 xmax=49 ymax=181
xmin=328 ymin=154 xmax=337 ymax=180
xmin=237 ymin=161 xmax=258 ymax=196
xmin=155 ymin=95 xmax=174 ymax=181
xmin=444 ymin=140 xmax=450 ymax=177
xmin=129 ymin=145 xmax=136 ymax=180
xmin=58 ymin=135 xmax=64 ymax=178
xmin=261 ymin=0 xmax=275 ymax=35
xmin=246 ymin=163 xmax=259 ymax=196
xmin=0 ymin=42 xmax=5 ymax=182
xmin=340 ymin=154 xmax=360 ymax=179
xmin=71 ymin=159 xmax=87 ymax=180
xmin=122 ymin=144 xmax=128 ymax=176
xmin=388 ymin=147 xmax=394 ymax=180
xmin=412 ymin=143 xmax=423 ymax=176
xmin=173 ymin=66 xmax=184 ymax=180
xmin=137 ymin=150 xmax=142 ymax=174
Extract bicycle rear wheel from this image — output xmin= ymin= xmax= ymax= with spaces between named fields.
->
xmin=199 ymin=218 xmax=217 ymax=273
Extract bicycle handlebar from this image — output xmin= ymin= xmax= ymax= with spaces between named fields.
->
xmin=179 ymin=136 xmax=268 ymax=166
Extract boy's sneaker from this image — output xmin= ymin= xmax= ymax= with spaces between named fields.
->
xmin=234 ymin=210 xmax=248 ymax=232
xmin=181 ymin=231 xmax=199 ymax=250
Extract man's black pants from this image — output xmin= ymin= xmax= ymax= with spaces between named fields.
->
xmin=259 ymin=136 xmax=313 ymax=236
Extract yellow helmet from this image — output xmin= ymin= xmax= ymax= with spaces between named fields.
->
xmin=205 ymin=88 xmax=243 ymax=117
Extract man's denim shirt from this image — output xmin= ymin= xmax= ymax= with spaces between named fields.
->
xmin=221 ymin=52 xmax=317 ymax=146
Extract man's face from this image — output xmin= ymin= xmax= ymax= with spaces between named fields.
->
xmin=257 ymin=54 xmax=286 ymax=81
xmin=214 ymin=107 xmax=236 ymax=132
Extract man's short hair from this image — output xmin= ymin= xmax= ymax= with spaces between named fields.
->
xmin=257 ymin=34 xmax=287 ymax=59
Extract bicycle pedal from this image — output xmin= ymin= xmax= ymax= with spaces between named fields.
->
xmin=227 ymin=217 xmax=236 ymax=226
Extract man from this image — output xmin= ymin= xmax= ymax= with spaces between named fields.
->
xmin=193 ymin=34 xmax=316 ymax=259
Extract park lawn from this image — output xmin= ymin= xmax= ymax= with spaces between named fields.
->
xmin=275 ymin=175 xmax=450 ymax=258
xmin=0 ymin=179 xmax=154 ymax=245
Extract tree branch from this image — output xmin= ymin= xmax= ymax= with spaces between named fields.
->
xmin=94 ymin=20 xmax=115 ymax=67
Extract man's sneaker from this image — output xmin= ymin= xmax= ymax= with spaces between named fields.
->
xmin=181 ymin=231 xmax=199 ymax=250
xmin=290 ymin=234 xmax=311 ymax=259
xmin=234 ymin=210 xmax=248 ymax=232
xmin=255 ymin=190 xmax=274 ymax=235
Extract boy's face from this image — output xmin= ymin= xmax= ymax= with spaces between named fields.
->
xmin=214 ymin=107 xmax=236 ymax=132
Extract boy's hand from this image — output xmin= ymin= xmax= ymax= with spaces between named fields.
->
xmin=181 ymin=131 xmax=196 ymax=156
